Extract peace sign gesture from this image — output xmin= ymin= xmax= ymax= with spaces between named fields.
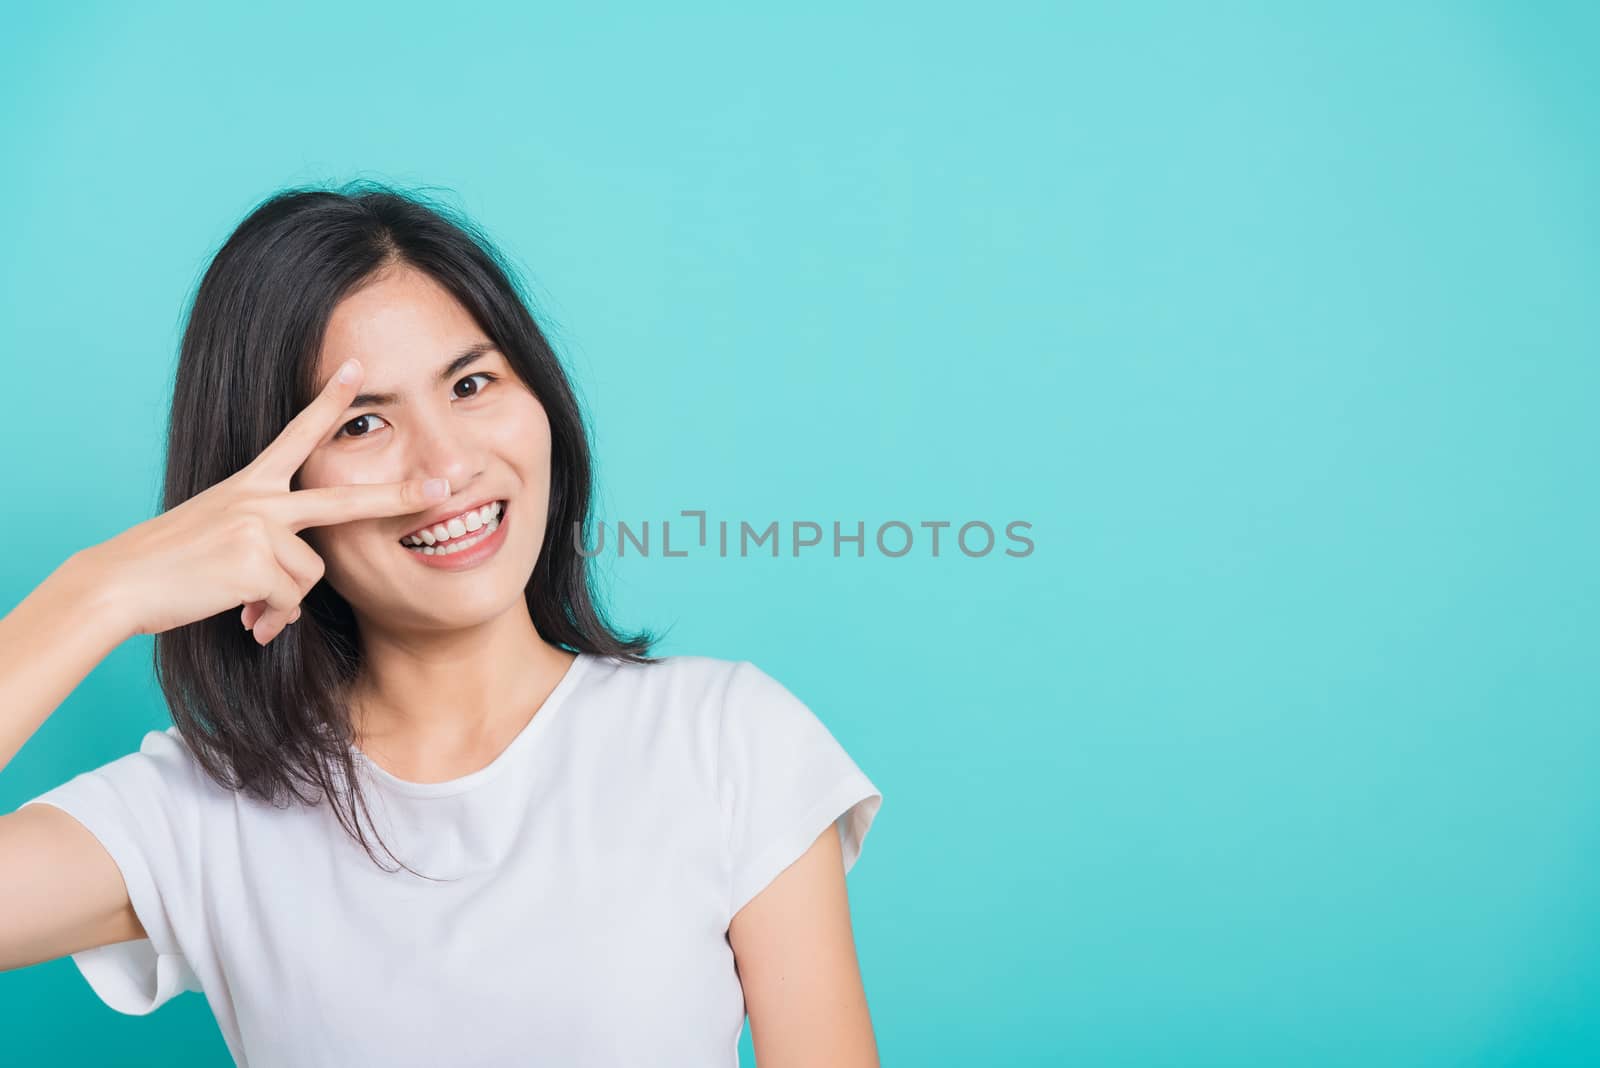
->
xmin=82 ymin=359 xmax=449 ymax=646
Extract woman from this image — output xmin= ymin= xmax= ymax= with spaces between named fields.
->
xmin=0 ymin=184 xmax=884 ymax=1066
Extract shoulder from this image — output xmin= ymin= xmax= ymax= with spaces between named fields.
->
xmin=585 ymin=653 xmax=800 ymax=727
xmin=574 ymin=653 xmax=818 ymax=773
xmin=137 ymin=726 xmax=201 ymax=770
xmin=34 ymin=727 xmax=207 ymax=799
xmin=582 ymin=651 xmax=748 ymax=709
xmin=601 ymin=654 xmax=848 ymax=780
xmin=136 ymin=727 xmax=235 ymax=803
xmin=23 ymin=726 xmax=244 ymax=831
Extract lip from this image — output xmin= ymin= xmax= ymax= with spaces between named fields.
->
xmin=401 ymin=501 xmax=510 ymax=571
xmin=399 ymin=497 xmax=505 ymax=542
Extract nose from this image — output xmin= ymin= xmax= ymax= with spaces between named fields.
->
xmin=405 ymin=401 xmax=485 ymax=493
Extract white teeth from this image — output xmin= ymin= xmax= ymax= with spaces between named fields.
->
xmin=401 ymin=501 xmax=505 ymax=546
xmin=409 ymin=511 xmax=496 ymax=556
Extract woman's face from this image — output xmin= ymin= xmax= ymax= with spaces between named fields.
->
xmin=293 ymin=263 xmax=551 ymax=632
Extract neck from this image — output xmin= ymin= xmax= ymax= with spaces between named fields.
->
xmin=347 ymin=602 xmax=577 ymax=782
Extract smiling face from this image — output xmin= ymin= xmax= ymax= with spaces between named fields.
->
xmin=293 ymin=262 xmax=551 ymax=633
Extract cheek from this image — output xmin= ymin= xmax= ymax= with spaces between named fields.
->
xmin=295 ymin=455 xmax=356 ymax=494
xmin=505 ymin=399 xmax=553 ymax=461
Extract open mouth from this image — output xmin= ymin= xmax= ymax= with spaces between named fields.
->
xmin=399 ymin=500 xmax=507 ymax=556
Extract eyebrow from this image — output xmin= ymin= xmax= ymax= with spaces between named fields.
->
xmin=345 ymin=342 xmax=498 ymax=409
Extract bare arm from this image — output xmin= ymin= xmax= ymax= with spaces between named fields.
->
xmin=0 ymin=804 xmax=146 ymax=969
xmin=0 ymin=552 xmax=133 ymax=772
xmin=0 ymin=551 xmax=147 ymax=970
xmin=729 ymin=826 xmax=881 ymax=1068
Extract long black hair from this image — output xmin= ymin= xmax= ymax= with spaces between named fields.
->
xmin=155 ymin=181 xmax=659 ymax=875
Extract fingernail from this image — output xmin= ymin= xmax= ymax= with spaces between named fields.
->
xmin=423 ymin=478 xmax=450 ymax=500
xmin=337 ymin=359 xmax=361 ymax=384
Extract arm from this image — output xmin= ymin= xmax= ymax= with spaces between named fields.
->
xmin=728 ymin=825 xmax=881 ymax=1068
xmin=0 ymin=551 xmax=134 ymax=772
xmin=0 ymin=804 xmax=147 ymax=969
xmin=0 ymin=551 xmax=147 ymax=970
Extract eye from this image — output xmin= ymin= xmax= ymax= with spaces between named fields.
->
xmin=332 ymin=373 xmax=499 ymax=442
xmin=454 ymin=371 xmax=498 ymax=399
xmin=335 ymin=413 xmax=390 ymax=440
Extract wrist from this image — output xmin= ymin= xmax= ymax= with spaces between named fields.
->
xmin=57 ymin=546 xmax=141 ymax=647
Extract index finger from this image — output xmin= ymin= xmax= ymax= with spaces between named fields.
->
xmin=268 ymin=477 xmax=451 ymax=533
xmin=252 ymin=358 xmax=365 ymax=481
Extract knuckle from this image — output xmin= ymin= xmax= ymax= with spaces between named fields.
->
xmin=243 ymin=540 xmax=275 ymax=577
xmin=232 ymin=461 xmax=274 ymax=495
xmin=232 ymin=509 xmax=268 ymax=539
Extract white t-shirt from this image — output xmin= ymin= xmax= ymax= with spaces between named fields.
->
xmin=20 ymin=652 xmax=883 ymax=1067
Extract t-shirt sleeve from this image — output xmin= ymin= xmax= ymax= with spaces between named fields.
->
xmin=717 ymin=659 xmax=884 ymax=923
xmin=17 ymin=727 xmax=209 ymax=1015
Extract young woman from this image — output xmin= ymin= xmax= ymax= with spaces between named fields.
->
xmin=0 ymin=185 xmax=884 ymax=1066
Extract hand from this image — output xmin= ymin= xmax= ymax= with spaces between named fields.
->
xmin=80 ymin=358 xmax=450 ymax=646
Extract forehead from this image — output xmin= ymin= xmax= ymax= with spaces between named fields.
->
xmin=315 ymin=264 xmax=488 ymax=383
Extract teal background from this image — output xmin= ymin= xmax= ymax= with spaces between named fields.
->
xmin=2 ymin=2 xmax=1597 ymax=1064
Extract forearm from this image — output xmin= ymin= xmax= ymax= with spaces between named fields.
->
xmin=0 ymin=551 xmax=132 ymax=774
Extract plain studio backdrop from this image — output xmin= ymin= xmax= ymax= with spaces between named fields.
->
xmin=2 ymin=2 xmax=1597 ymax=1065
